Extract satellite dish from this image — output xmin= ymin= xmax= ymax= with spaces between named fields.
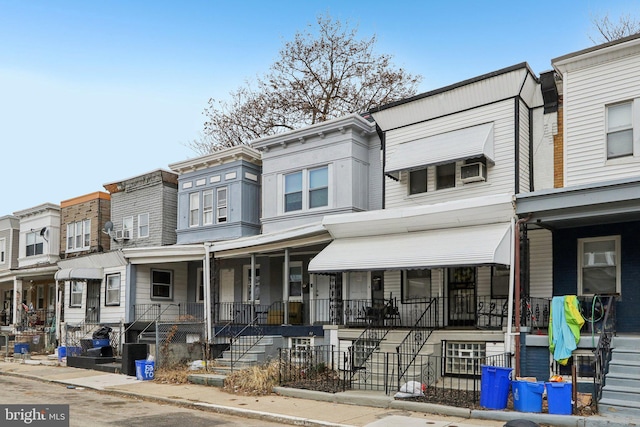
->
xmin=39 ymin=227 xmax=47 ymax=237
xmin=104 ymin=221 xmax=114 ymax=233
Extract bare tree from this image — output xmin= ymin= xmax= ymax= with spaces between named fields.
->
xmin=590 ymin=13 xmax=640 ymax=44
xmin=190 ymin=14 xmax=422 ymax=154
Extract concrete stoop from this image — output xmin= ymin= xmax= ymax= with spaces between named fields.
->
xmin=599 ymin=336 xmax=640 ymax=420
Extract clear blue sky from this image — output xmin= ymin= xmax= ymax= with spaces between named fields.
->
xmin=0 ymin=0 xmax=636 ymax=213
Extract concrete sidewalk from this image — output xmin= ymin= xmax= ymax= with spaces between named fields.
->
xmin=0 ymin=357 xmax=626 ymax=427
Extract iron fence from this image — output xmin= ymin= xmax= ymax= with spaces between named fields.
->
xmin=279 ymin=344 xmax=512 ymax=408
xmin=155 ymin=321 xmax=206 ymax=369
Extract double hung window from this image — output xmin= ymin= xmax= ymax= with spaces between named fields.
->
xmin=284 ymin=166 xmax=329 ymax=212
xmin=578 ymin=236 xmax=620 ymax=295
xmin=607 ymin=102 xmax=633 ymax=159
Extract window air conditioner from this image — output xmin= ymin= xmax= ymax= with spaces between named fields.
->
xmin=460 ymin=162 xmax=486 ymax=183
xmin=115 ymin=230 xmax=131 ymax=240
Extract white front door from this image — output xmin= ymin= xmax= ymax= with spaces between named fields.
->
xmin=219 ymin=268 xmax=234 ymax=321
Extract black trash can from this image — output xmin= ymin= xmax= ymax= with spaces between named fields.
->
xmin=122 ymin=343 xmax=149 ymax=376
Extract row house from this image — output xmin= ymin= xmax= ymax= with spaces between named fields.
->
xmin=308 ymin=63 xmax=553 ymax=380
xmin=516 ymin=33 xmax=640 ymax=414
xmin=0 ymin=203 xmax=60 ymax=347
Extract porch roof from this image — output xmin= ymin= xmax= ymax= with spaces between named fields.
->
xmin=308 ymin=222 xmax=512 ymax=273
xmin=516 ymin=177 xmax=640 ymax=228
xmin=321 ymin=193 xmax=514 ymax=238
xmin=385 ymin=123 xmax=494 ymax=174
xmin=210 ymin=223 xmax=331 ymax=259
xmin=55 ymin=267 xmax=103 ymax=280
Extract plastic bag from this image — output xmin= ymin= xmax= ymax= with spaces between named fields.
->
xmin=394 ymin=381 xmax=425 ymax=398
xmin=189 ymin=360 xmax=206 ymax=370
xmin=92 ymin=326 xmax=112 ymax=339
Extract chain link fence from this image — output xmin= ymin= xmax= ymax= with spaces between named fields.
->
xmin=154 ymin=321 xmax=206 ymax=369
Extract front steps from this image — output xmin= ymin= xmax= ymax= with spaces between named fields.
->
xmin=211 ymin=335 xmax=283 ymax=374
xmin=599 ymin=335 xmax=640 ymax=419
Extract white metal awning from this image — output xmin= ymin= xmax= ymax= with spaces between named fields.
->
xmin=308 ymin=222 xmax=511 ymax=273
xmin=385 ymin=123 xmax=494 ymax=174
xmin=54 ymin=268 xmax=103 ymax=280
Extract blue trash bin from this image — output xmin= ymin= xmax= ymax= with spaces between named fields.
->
xmin=14 ymin=343 xmax=29 ymax=355
xmin=546 ymin=382 xmax=572 ymax=415
xmin=480 ymin=365 xmax=513 ymax=409
xmin=92 ymin=338 xmax=110 ymax=348
xmin=512 ymin=380 xmax=545 ymax=413
xmin=135 ymin=360 xmax=155 ymax=381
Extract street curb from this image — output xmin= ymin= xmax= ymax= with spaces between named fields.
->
xmin=0 ymin=369 xmax=354 ymax=427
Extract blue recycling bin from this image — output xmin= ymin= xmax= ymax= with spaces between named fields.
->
xmin=14 ymin=343 xmax=29 ymax=355
xmin=512 ymin=380 xmax=545 ymax=413
xmin=92 ymin=338 xmax=110 ymax=348
xmin=135 ymin=360 xmax=155 ymax=381
xmin=480 ymin=365 xmax=513 ymax=409
xmin=546 ymin=382 xmax=572 ymax=415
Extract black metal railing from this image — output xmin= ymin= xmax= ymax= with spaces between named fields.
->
xmin=279 ymin=344 xmax=512 ymax=408
xmin=396 ymin=297 xmax=438 ymax=380
xmin=349 ymin=299 xmax=398 ymax=373
xmin=593 ymin=295 xmax=617 ymax=410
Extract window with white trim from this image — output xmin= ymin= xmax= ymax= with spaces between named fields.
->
xmin=151 ymin=269 xmax=173 ymax=300
xmin=105 ymin=273 xmax=121 ymax=306
xmin=138 ymin=213 xmax=149 ymax=238
xmin=578 ymin=236 xmax=621 ymax=295
xmin=70 ymin=281 xmax=83 ymax=307
xmin=0 ymin=238 xmax=5 ymax=264
xmin=409 ymin=168 xmax=428 ymax=195
xmin=26 ymin=231 xmax=44 ymax=257
xmin=402 ymin=269 xmax=431 ymax=302
xmin=203 ymin=190 xmax=213 ymax=225
xmin=189 ymin=192 xmax=199 ymax=227
xmin=67 ymin=219 xmax=91 ymax=251
xmin=436 ymin=163 xmax=456 ymax=190
xmin=308 ymin=166 xmax=328 ymax=208
xmin=285 ymin=171 xmax=302 ymax=212
xmin=284 ymin=166 xmax=330 ymax=213
xmin=123 ymin=216 xmax=133 ymax=239
xmin=607 ymin=102 xmax=633 ymax=159
xmin=217 ymin=187 xmax=227 ymax=223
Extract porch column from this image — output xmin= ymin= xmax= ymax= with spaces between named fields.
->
xmin=55 ymin=280 xmax=61 ymax=343
xmin=283 ymin=248 xmax=290 ymax=324
xmin=505 ymin=218 xmax=516 ymax=357
xmin=203 ymin=243 xmax=212 ymax=343
xmin=250 ymin=253 xmax=256 ymax=319
xmin=12 ymin=278 xmax=21 ymax=329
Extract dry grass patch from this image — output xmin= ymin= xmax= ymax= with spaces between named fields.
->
xmin=153 ymin=365 xmax=192 ymax=384
xmin=222 ymin=360 xmax=280 ymax=396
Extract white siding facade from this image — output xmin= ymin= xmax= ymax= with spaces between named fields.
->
xmin=384 ymin=99 xmax=518 ymax=208
xmin=557 ymin=43 xmax=640 ymax=186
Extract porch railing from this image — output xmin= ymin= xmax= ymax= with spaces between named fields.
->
xmin=396 ymin=297 xmax=439 ymax=381
xmin=593 ymin=295 xmax=617 ymax=410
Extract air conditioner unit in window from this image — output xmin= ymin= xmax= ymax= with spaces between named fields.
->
xmin=115 ymin=229 xmax=131 ymax=240
xmin=460 ymin=162 xmax=486 ymax=183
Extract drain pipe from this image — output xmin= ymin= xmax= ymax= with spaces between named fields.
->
xmin=514 ymin=214 xmax=531 ymax=377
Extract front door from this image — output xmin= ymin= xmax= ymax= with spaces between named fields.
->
xmin=371 ymin=271 xmax=384 ymax=308
xmin=85 ymin=280 xmax=100 ymax=324
xmin=447 ymin=267 xmax=476 ymax=327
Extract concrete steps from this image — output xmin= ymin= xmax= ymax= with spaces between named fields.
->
xmin=600 ymin=336 xmax=640 ymax=420
xmin=213 ymin=335 xmax=283 ymax=373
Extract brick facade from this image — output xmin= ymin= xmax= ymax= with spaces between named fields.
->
xmin=553 ymin=97 xmax=564 ymax=188
xmin=60 ymin=192 xmax=111 ymax=258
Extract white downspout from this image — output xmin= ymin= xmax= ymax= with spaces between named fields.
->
xmin=203 ymin=243 xmax=212 ymax=343
xmin=283 ymin=248 xmax=290 ymax=324
xmin=13 ymin=278 xmax=20 ymax=331
xmin=505 ymin=217 xmax=516 ymax=356
xmin=55 ymin=280 xmax=61 ymax=344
